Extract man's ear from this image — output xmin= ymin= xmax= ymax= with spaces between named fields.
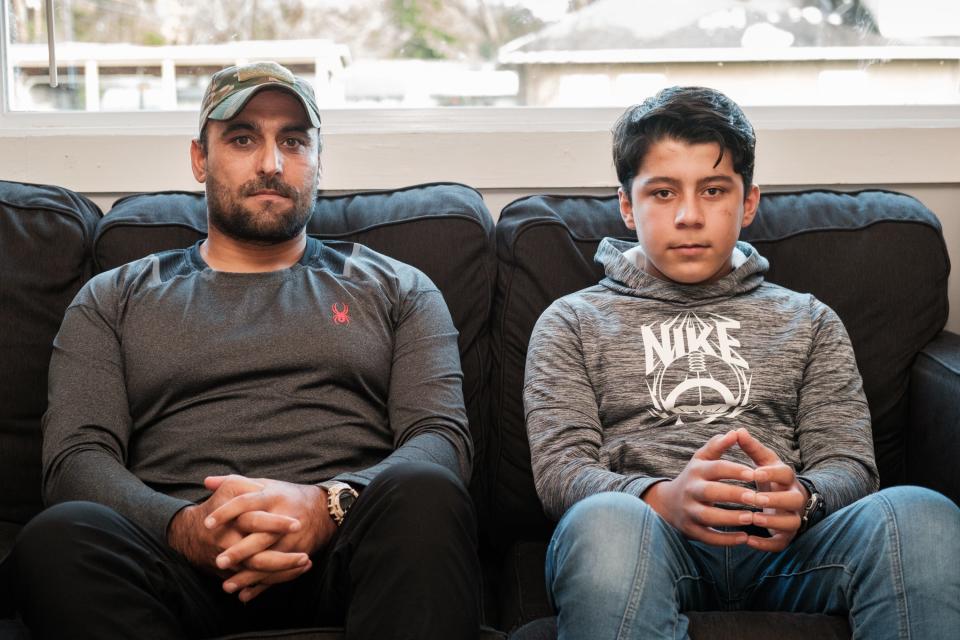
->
xmin=618 ymin=186 xmax=636 ymax=230
xmin=190 ymin=138 xmax=207 ymax=184
xmin=741 ymin=184 xmax=761 ymax=228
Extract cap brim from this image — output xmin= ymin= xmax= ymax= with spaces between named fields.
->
xmin=205 ymin=83 xmax=322 ymax=128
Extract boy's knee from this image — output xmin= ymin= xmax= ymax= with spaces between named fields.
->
xmin=875 ymin=486 xmax=960 ymax=552
xmin=550 ymin=493 xmax=665 ymax=591
xmin=557 ymin=492 xmax=654 ymax=548
xmin=876 ymin=486 xmax=960 ymax=541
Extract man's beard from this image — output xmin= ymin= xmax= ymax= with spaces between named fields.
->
xmin=206 ymin=173 xmax=317 ymax=244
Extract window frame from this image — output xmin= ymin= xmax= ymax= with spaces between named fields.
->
xmin=2 ymin=4 xmax=960 ymax=193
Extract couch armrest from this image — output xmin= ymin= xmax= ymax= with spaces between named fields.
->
xmin=907 ymin=330 xmax=960 ymax=504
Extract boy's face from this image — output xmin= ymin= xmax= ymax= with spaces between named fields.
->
xmin=619 ymin=137 xmax=760 ymax=285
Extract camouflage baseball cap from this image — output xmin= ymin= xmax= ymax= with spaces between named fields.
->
xmin=198 ymin=61 xmax=321 ymax=132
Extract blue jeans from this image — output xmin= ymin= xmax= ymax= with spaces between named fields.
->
xmin=545 ymin=486 xmax=959 ymax=640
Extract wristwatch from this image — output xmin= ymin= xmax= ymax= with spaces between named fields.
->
xmin=319 ymin=480 xmax=359 ymax=526
xmin=797 ymin=478 xmax=825 ymax=535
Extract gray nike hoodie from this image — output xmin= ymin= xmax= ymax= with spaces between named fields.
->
xmin=524 ymin=238 xmax=879 ymax=521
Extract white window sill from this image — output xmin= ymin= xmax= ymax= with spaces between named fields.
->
xmin=1 ymin=105 xmax=958 ymax=192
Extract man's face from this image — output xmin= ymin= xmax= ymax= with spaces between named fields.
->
xmin=191 ymin=89 xmax=320 ymax=244
xmin=618 ymin=137 xmax=760 ymax=285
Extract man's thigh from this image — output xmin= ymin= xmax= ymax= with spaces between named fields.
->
xmin=11 ymin=501 xmax=246 ymax=639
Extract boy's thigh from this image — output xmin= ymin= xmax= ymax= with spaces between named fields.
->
xmin=736 ymin=486 xmax=957 ymax=614
xmin=546 ymin=493 xmax=721 ymax=611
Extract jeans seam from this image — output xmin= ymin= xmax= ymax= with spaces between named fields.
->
xmin=674 ymin=574 xmax=712 ymax=639
xmin=876 ymin=491 xmax=910 ymax=640
xmin=614 ymin=508 xmax=651 ymax=640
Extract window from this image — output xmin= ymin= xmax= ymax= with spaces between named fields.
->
xmin=1 ymin=1 xmax=958 ymax=195
xmin=4 ymin=0 xmax=960 ymax=113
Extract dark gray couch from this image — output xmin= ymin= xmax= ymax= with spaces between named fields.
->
xmin=1 ymin=181 xmax=957 ymax=639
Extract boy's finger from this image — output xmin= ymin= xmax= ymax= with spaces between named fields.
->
xmin=702 ymin=460 xmax=755 ymax=483
xmin=735 ymin=428 xmax=780 ymax=466
xmin=752 ymin=488 xmax=806 ymax=512
xmin=754 ymin=464 xmax=796 ymax=487
xmin=695 ymin=430 xmax=739 ymax=461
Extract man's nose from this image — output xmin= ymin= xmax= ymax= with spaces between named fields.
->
xmin=257 ymin=143 xmax=283 ymax=175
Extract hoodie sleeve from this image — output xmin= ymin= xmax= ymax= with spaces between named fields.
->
xmin=524 ymin=299 xmax=666 ymax=521
xmin=795 ymin=298 xmax=879 ymax=514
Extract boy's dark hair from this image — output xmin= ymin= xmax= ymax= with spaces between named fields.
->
xmin=613 ymin=86 xmax=756 ymax=199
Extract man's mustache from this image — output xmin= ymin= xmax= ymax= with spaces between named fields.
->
xmin=241 ymin=177 xmax=298 ymax=200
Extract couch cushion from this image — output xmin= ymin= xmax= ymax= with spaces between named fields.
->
xmin=508 ymin=612 xmax=849 ymax=640
xmin=214 ymin=626 xmax=506 ymax=640
xmin=95 ymin=183 xmax=497 ymax=498
xmin=0 ymin=180 xmax=101 ymax=527
xmin=489 ymin=189 xmax=948 ymax=545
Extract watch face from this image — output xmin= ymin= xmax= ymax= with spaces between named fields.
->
xmin=338 ymin=491 xmax=357 ymax=513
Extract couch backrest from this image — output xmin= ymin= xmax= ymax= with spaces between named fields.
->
xmin=96 ymin=183 xmax=497 ymax=500
xmin=0 ymin=180 xmax=101 ymax=526
xmin=488 ymin=189 xmax=950 ymax=545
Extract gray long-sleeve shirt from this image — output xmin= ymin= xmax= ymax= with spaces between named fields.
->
xmin=42 ymin=237 xmax=472 ymax=539
xmin=524 ymin=239 xmax=878 ymax=522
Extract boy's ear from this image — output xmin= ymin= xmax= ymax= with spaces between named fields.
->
xmin=618 ymin=187 xmax=636 ymax=230
xmin=190 ymin=138 xmax=207 ymax=184
xmin=741 ymin=184 xmax=761 ymax=228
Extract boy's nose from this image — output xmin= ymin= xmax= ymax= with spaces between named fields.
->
xmin=675 ymin=200 xmax=704 ymax=226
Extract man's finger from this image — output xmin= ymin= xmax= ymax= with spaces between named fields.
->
xmin=693 ymin=430 xmax=740 ymax=461
xmin=237 ymin=583 xmax=270 ymax=603
xmin=226 ymin=561 xmax=313 ymax=598
xmin=205 ymin=474 xmax=262 ymax=493
xmin=241 ymin=549 xmax=310 ymax=572
xmin=235 ymin=510 xmax=302 ymax=534
xmin=735 ymin=428 xmax=781 ymax=466
xmin=215 ymin=531 xmax=279 ymax=569
xmin=205 ymin=493 xmax=269 ymax=529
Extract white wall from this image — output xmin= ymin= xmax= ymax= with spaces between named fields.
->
xmin=4 ymin=109 xmax=958 ymax=334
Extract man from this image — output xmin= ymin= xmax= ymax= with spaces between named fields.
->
xmin=524 ymin=86 xmax=960 ymax=639
xmin=10 ymin=61 xmax=480 ymax=639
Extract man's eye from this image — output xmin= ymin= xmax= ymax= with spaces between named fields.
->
xmin=283 ymin=138 xmax=305 ymax=148
xmin=232 ymin=136 xmax=252 ymax=146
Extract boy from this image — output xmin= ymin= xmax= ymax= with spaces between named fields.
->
xmin=523 ymin=86 xmax=959 ymax=639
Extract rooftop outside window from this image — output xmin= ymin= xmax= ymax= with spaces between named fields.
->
xmin=3 ymin=0 xmax=959 ymax=114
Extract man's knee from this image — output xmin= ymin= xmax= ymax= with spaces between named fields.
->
xmin=360 ymin=462 xmax=475 ymax=537
xmin=15 ymin=501 xmax=120 ymax=564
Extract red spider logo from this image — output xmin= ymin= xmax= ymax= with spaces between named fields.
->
xmin=331 ymin=302 xmax=350 ymax=325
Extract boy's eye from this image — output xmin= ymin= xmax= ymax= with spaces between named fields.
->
xmin=703 ymin=187 xmax=725 ymax=197
xmin=652 ymin=189 xmax=673 ymax=199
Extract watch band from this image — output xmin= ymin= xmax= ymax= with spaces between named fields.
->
xmin=797 ymin=478 xmax=825 ymax=535
xmin=319 ymin=480 xmax=359 ymax=526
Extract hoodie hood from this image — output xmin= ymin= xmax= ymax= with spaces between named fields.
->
xmin=596 ymin=238 xmax=768 ymax=304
